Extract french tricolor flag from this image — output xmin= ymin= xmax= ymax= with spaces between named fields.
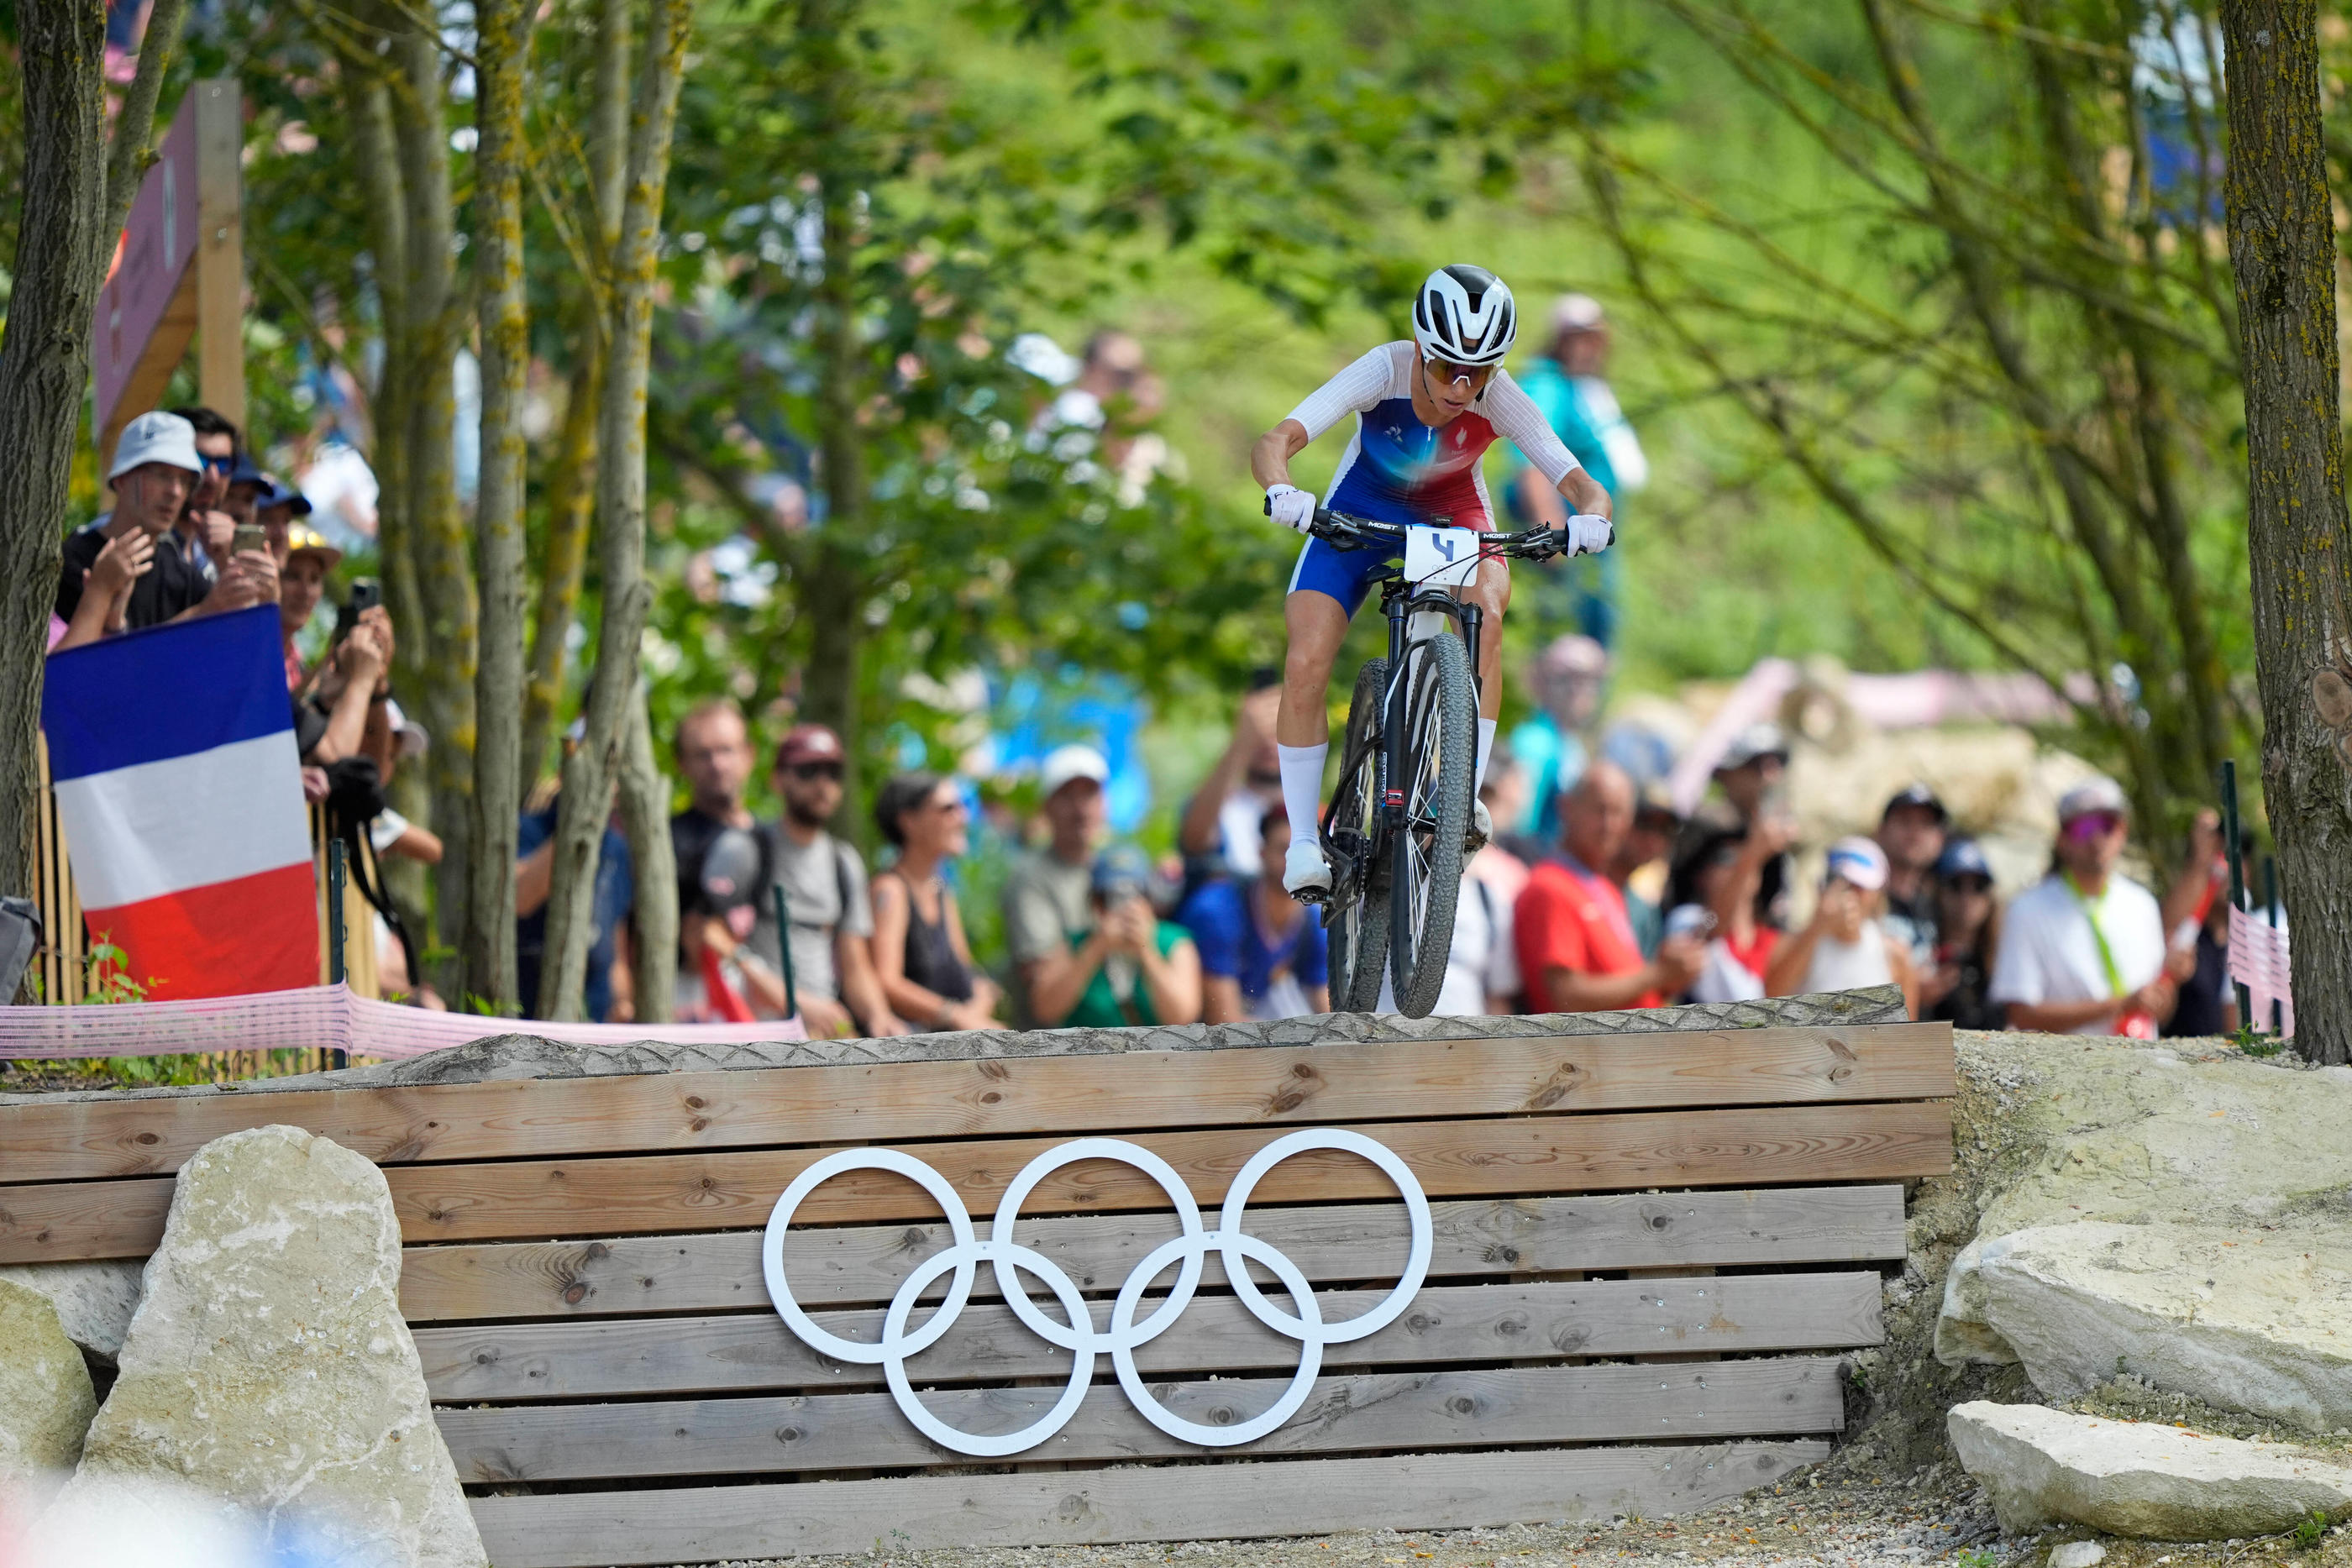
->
xmin=43 ymin=605 xmax=318 ymax=999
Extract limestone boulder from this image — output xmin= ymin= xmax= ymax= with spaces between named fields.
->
xmin=0 ymin=1279 xmax=98 ymax=1502
xmin=0 ymin=1260 xmax=144 ymax=1362
xmin=45 ymin=1125 xmax=485 ymax=1568
xmin=1960 ymin=1221 xmax=2352 ymax=1432
xmin=1935 ymin=1036 xmax=2352 ymax=1430
xmin=1949 ymin=1400 xmax=2352 ymax=1539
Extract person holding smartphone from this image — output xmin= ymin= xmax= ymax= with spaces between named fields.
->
xmin=1766 ymin=837 xmax=1919 ymax=1014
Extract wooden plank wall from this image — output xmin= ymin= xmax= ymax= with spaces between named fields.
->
xmin=0 ymin=1015 xmax=1952 ymax=1565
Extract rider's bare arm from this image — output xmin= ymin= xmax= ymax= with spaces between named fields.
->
xmin=1251 ymin=419 xmax=1310 ymax=490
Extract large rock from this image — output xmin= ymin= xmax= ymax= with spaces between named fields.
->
xmin=0 ymin=1260 xmax=144 ymax=1362
xmin=0 ymin=1279 xmax=98 ymax=1500
xmin=1960 ymin=1221 xmax=2352 ymax=1432
xmin=43 ymin=1125 xmax=485 ymax=1568
xmin=1935 ymin=1037 xmax=2352 ymax=1430
xmin=1950 ymin=1400 xmax=2352 ymax=1539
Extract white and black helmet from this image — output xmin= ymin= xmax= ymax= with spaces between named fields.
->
xmin=1411 ymin=264 xmax=1518 ymax=367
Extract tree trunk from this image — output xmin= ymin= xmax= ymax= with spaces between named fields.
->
xmin=517 ymin=0 xmax=628 ymax=797
xmin=617 ymin=682 xmax=677 ymax=1018
xmin=539 ymin=0 xmax=691 ymax=1021
xmin=2222 ymin=0 xmax=2352 ymax=1063
xmin=462 ymin=0 xmax=533 ymax=1011
xmin=0 ymin=0 xmax=184 ymax=915
xmin=797 ymin=0 xmax=872 ymax=829
xmin=386 ymin=13 xmax=478 ymax=989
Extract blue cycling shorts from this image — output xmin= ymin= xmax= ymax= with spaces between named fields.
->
xmin=1286 ymin=517 xmax=1490 ymax=621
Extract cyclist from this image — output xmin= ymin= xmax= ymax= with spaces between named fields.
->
xmin=1251 ymin=264 xmax=1616 ymax=899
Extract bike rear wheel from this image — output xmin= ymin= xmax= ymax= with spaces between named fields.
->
xmin=1387 ymin=629 xmax=1474 ymax=1018
xmin=1323 ymin=656 xmax=1391 ymax=1012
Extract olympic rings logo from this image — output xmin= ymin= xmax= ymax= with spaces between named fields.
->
xmin=761 ymin=1128 xmax=1432 ymax=1456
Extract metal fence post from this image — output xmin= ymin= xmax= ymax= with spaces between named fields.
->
xmin=327 ymin=838 xmax=349 ymax=1071
xmin=2221 ymin=760 xmax=2255 ymax=1035
xmin=771 ymin=884 xmax=798 ymax=1025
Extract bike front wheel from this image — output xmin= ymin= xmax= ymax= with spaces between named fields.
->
xmin=1387 ymin=630 xmax=1474 ymax=1018
xmin=1324 ymin=655 xmax=1390 ymax=1012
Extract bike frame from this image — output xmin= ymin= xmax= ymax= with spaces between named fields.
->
xmin=1377 ymin=579 xmax=1482 ymax=842
xmin=1300 ymin=506 xmax=1562 ymax=923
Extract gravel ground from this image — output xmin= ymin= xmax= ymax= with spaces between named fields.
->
xmin=694 ymin=1465 xmax=2352 ymax=1568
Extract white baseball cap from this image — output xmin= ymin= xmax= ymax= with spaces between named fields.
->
xmin=1824 ymin=836 xmax=1890 ymax=892
xmin=2056 ymin=775 xmax=2129 ymax=824
xmin=108 ymin=410 xmax=203 ymax=482
xmin=1038 ymin=743 xmax=1110 ymax=800
xmin=1552 ymin=293 xmax=1605 ymax=333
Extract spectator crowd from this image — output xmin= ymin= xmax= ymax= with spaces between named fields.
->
xmin=59 ymin=375 xmax=2255 ymax=1042
xmin=635 ymin=648 xmax=2245 ymax=1043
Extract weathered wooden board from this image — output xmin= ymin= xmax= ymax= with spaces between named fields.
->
xmin=467 ymin=1440 xmax=1830 ymax=1567
xmin=400 ymin=1184 xmax=1908 ymax=1321
xmin=0 ymin=1023 xmax=1954 ymax=1182
xmin=0 ymin=1100 xmax=1950 ymax=1262
xmin=416 ymin=1271 xmax=1882 ymax=1403
xmin=438 ymin=1355 xmax=1847 ymax=1481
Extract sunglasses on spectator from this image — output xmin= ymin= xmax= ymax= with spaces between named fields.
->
xmin=200 ymin=454 xmax=235 ymax=475
xmin=2062 ymin=810 xmax=2124 ymax=842
xmin=785 ymin=762 xmax=843 ymax=782
xmin=1946 ymin=874 xmax=1993 ymax=895
xmin=1425 ymin=357 xmax=1496 ymax=392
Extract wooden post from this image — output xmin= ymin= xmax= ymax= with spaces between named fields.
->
xmin=90 ymin=78 xmax=242 ymax=469
xmin=192 ymin=79 xmax=244 ymax=433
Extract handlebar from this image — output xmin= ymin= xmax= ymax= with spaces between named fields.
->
xmin=1262 ymin=496 xmax=1567 ymax=561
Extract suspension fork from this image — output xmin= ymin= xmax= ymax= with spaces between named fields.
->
xmin=1380 ymin=590 xmax=1410 ymax=827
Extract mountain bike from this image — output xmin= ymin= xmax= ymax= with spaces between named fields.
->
xmin=1283 ymin=506 xmax=1567 ymax=1018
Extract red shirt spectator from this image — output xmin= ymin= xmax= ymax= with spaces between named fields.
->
xmin=1515 ymin=760 xmax=1704 ymax=1014
xmin=1517 ymin=853 xmax=1656 ymax=1009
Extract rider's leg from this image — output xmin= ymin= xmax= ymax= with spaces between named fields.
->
xmin=1276 ymin=587 xmax=1350 ymax=816
xmin=1467 ymin=554 xmax=1513 ymax=791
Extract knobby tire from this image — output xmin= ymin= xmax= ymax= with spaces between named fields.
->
xmin=1323 ymin=656 xmax=1390 ymax=1012
xmin=1387 ymin=630 xmax=1473 ymax=1017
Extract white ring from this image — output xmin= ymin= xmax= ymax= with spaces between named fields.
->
xmin=761 ymin=1128 xmax=1431 ymax=1455
xmin=989 ymin=1137 xmax=1205 ymax=1353
xmin=1219 ymin=1128 xmax=1432 ymax=1345
xmin=762 ymin=1146 xmax=977 ymax=1365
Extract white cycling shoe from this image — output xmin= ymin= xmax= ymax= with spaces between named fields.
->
xmin=1282 ymin=840 xmax=1332 ymax=902
xmin=1465 ymin=798 xmax=1492 ymax=853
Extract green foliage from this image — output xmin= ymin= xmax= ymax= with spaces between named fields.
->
xmin=1956 ymin=1548 xmax=1998 ymax=1568
xmin=2293 ymin=1509 xmax=2328 ymax=1550
xmin=2234 ymin=1023 xmax=2287 ymax=1058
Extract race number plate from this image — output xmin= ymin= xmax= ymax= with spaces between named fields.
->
xmin=1402 ymin=525 xmax=1479 ymax=589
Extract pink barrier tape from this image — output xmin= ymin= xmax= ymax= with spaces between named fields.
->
xmin=0 ymin=983 xmax=807 ymax=1061
xmin=2227 ymin=905 xmax=2295 ymax=1039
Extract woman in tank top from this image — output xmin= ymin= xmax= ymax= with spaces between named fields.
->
xmin=871 ymin=772 xmax=1004 ymax=1032
xmin=1766 ymin=836 xmax=1919 ymax=1015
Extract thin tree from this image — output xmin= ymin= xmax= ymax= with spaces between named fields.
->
xmin=0 ymin=0 xmax=187 ymax=918
xmin=464 ymin=0 xmax=537 ymax=1010
xmin=538 ymin=0 xmax=690 ymax=1021
xmin=2220 ymin=0 xmax=2352 ymax=1062
xmin=517 ymin=0 xmax=631 ymax=795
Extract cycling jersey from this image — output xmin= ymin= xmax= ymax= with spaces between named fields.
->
xmin=1284 ymin=342 xmax=1582 ymax=616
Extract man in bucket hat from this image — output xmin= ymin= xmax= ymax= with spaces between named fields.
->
xmin=55 ymin=411 xmax=276 ymax=634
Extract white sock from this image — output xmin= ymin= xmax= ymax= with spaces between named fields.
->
xmin=1277 ymin=742 xmax=1329 ymax=847
xmin=1476 ymin=717 xmax=1498 ymax=795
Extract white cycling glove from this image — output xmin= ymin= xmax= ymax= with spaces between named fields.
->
xmin=1565 ymin=514 xmax=1614 ymax=556
xmin=1266 ymin=484 xmax=1318 ymax=534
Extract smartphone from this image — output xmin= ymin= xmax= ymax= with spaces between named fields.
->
xmin=231 ymin=522 xmax=266 ymax=557
xmin=333 ymin=577 xmax=382 ymax=642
